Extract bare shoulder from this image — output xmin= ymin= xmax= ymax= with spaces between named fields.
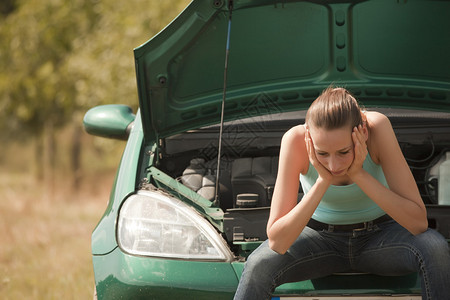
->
xmin=282 ymin=124 xmax=306 ymax=144
xmin=281 ymin=125 xmax=308 ymax=161
xmin=366 ymin=111 xmax=397 ymax=164
xmin=366 ymin=111 xmax=395 ymax=142
xmin=279 ymin=124 xmax=308 ymax=174
xmin=366 ymin=111 xmax=391 ymax=129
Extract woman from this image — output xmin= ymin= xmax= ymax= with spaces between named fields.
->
xmin=234 ymin=87 xmax=450 ymax=300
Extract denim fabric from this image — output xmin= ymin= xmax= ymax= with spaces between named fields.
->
xmin=234 ymin=220 xmax=450 ymax=300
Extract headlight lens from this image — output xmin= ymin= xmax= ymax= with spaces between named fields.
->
xmin=117 ymin=190 xmax=232 ymax=261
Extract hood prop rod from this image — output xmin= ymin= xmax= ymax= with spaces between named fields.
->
xmin=214 ymin=0 xmax=233 ymax=207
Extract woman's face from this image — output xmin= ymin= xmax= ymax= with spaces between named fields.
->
xmin=309 ymin=126 xmax=355 ymax=177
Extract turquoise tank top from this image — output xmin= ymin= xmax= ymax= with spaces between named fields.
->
xmin=299 ymin=153 xmax=387 ymax=224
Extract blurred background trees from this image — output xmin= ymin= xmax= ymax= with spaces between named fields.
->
xmin=0 ymin=0 xmax=190 ymax=198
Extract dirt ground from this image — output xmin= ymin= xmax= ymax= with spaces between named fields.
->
xmin=0 ymin=171 xmax=114 ymax=299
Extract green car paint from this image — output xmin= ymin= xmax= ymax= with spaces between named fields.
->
xmin=84 ymin=104 xmax=135 ymax=140
xmin=90 ymin=111 xmax=142 ymax=255
xmin=135 ymin=0 xmax=450 ymax=141
xmin=86 ymin=0 xmax=450 ymax=298
xmin=93 ymin=248 xmax=238 ymax=299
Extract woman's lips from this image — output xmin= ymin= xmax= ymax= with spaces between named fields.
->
xmin=331 ymin=170 xmax=345 ymax=176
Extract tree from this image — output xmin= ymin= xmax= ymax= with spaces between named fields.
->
xmin=0 ymin=0 xmax=190 ymax=197
xmin=0 ymin=0 xmax=17 ymax=17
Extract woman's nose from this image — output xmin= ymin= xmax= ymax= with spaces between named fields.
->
xmin=328 ymin=157 xmax=340 ymax=172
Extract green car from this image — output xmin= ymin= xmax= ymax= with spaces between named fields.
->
xmin=84 ymin=0 xmax=450 ymax=299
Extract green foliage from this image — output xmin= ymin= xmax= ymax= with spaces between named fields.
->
xmin=0 ymin=0 xmax=190 ymax=139
xmin=0 ymin=0 xmax=17 ymax=16
xmin=0 ymin=0 xmax=98 ymax=137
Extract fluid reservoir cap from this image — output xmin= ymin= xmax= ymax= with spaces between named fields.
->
xmin=236 ymin=193 xmax=259 ymax=208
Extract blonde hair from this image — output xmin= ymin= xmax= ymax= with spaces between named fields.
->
xmin=305 ymin=87 xmax=364 ymax=130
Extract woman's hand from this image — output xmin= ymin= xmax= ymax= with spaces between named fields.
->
xmin=305 ymin=129 xmax=333 ymax=184
xmin=347 ymin=124 xmax=368 ymax=179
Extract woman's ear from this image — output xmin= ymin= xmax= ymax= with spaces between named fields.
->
xmin=362 ymin=122 xmax=369 ymax=141
xmin=360 ymin=111 xmax=368 ymax=141
xmin=361 ymin=110 xmax=367 ymax=122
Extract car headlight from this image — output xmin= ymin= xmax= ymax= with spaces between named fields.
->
xmin=117 ymin=190 xmax=233 ymax=261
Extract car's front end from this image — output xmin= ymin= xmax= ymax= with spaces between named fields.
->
xmin=85 ymin=0 xmax=450 ymax=299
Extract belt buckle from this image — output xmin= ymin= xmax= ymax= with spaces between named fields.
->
xmin=353 ymin=221 xmax=374 ymax=233
xmin=353 ymin=222 xmax=368 ymax=232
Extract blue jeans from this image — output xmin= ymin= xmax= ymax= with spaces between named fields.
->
xmin=234 ymin=220 xmax=450 ymax=300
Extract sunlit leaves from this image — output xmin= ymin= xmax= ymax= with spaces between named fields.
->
xmin=0 ymin=0 xmax=190 ymax=138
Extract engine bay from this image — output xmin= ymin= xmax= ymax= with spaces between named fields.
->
xmin=150 ymin=109 xmax=450 ymax=256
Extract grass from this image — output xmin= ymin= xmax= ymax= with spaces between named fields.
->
xmin=0 ymin=170 xmax=114 ymax=299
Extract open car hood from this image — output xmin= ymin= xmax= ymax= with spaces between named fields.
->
xmin=134 ymin=0 xmax=450 ymax=141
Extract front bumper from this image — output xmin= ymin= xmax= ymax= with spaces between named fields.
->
xmin=93 ymin=247 xmax=238 ymax=299
xmin=93 ymin=247 xmax=421 ymax=299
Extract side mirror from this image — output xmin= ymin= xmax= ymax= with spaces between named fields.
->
xmin=83 ymin=105 xmax=135 ymax=140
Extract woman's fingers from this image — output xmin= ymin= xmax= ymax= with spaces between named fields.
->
xmin=353 ymin=126 xmax=366 ymax=150
xmin=348 ymin=125 xmax=368 ymax=178
xmin=305 ymin=129 xmax=333 ymax=182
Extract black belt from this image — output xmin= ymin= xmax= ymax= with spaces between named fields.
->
xmin=307 ymin=214 xmax=392 ymax=232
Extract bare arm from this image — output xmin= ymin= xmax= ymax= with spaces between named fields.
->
xmin=349 ymin=112 xmax=428 ymax=235
xmin=267 ymin=126 xmax=331 ymax=254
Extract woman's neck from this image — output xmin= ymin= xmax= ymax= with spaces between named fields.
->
xmin=331 ymin=175 xmax=353 ymax=186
